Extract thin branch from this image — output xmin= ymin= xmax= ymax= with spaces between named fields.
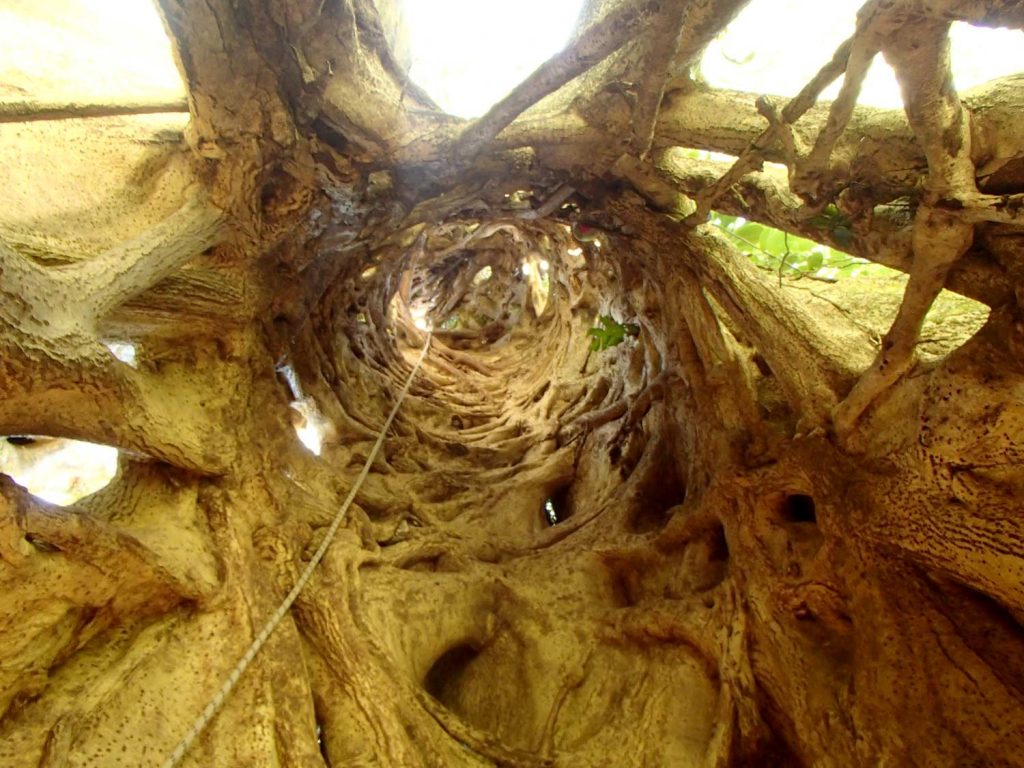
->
xmin=792 ymin=38 xmax=879 ymax=200
xmin=833 ymin=209 xmax=972 ymax=439
xmin=454 ymin=0 xmax=662 ymax=159
xmin=957 ymin=192 xmax=1024 ymax=225
xmin=682 ymin=37 xmax=855 ymax=225
xmin=517 ymin=184 xmax=576 ymax=220
xmin=0 ymin=99 xmax=189 ymax=124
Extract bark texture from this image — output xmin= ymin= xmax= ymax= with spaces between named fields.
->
xmin=1 ymin=0 xmax=1023 ymax=766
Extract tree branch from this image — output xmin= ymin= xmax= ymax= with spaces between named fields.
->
xmin=791 ymin=38 xmax=879 ymax=201
xmin=629 ymin=0 xmax=691 ymax=158
xmin=616 ymin=151 xmax=1013 ymax=307
xmin=682 ymin=37 xmax=855 ymax=224
xmin=68 ymin=193 xmax=226 ymax=319
xmin=613 ymin=200 xmax=874 ymax=430
xmin=454 ymin=0 xmax=662 ymax=160
xmin=835 ymin=20 xmax=977 ymax=442
xmin=0 ymin=99 xmax=188 ymax=124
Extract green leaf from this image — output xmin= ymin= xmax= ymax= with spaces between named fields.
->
xmin=587 ymin=315 xmax=635 ymax=352
xmin=832 ymin=225 xmax=854 ymax=247
xmin=759 ymin=228 xmax=788 ymax=255
xmin=805 ymin=251 xmax=824 ymax=272
xmin=735 ymin=222 xmax=764 ymax=242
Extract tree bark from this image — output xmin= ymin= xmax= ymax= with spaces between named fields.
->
xmin=2 ymin=0 xmax=1024 ymax=766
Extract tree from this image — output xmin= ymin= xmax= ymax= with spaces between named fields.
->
xmin=2 ymin=0 xmax=1024 ymax=765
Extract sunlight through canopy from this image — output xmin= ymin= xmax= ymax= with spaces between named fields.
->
xmin=701 ymin=0 xmax=1024 ymax=107
xmin=396 ymin=0 xmax=586 ymax=118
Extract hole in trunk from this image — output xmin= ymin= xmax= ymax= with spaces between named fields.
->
xmin=1 ymin=436 xmax=118 ymax=505
xmin=628 ymin=450 xmax=686 ymax=533
xmin=706 ymin=520 xmax=730 ymax=563
xmin=315 ymin=719 xmax=330 ymax=766
xmin=752 ymin=351 xmax=773 ymax=377
xmin=542 ymin=485 xmax=571 ymax=526
xmin=424 ymin=643 xmax=481 ymax=707
xmin=780 ymin=493 xmax=816 ymax=524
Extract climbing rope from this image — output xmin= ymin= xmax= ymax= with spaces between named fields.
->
xmin=162 ymin=334 xmax=432 ymax=768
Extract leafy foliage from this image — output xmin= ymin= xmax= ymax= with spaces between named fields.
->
xmin=809 ymin=203 xmax=854 ymax=247
xmin=588 ymin=315 xmax=640 ymax=351
xmin=708 ymin=212 xmax=887 ymax=282
xmin=671 ymin=149 xmax=885 ymax=283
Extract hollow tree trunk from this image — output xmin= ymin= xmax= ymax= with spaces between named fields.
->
xmin=1 ymin=1 xmax=1024 ymax=766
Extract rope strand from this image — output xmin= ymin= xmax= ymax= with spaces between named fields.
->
xmin=163 ymin=334 xmax=431 ymax=768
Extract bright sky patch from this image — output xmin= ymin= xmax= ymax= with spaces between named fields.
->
xmin=397 ymin=0 xmax=586 ymax=118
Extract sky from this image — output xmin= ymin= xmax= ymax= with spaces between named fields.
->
xmin=700 ymin=0 xmax=1024 ymax=108
xmin=397 ymin=0 xmax=1024 ymax=116
xmin=397 ymin=0 xmax=587 ymax=117
xmin=2 ymin=0 xmax=1018 ymax=116
xmin=0 ymin=0 xmax=185 ymax=104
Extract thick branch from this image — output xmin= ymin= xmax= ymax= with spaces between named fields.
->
xmin=0 ymin=336 xmax=235 ymax=473
xmin=67 ymin=194 xmax=226 ymax=319
xmin=664 ymin=0 xmax=750 ymax=83
xmin=834 ymin=20 xmax=980 ymax=441
xmin=624 ymin=151 xmax=1013 ymax=307
xmin=650 ymin=76 xmax=1024 ymax=199
xmin=883 ymin=0 xmax=1024 ymax=27
xmin=629 ymin=0 xmax=691 ymax=157
xmin=6 ymin=480 xmax=205 ymax=606
xmin=614 ymin=201 xmax=874 ymax=429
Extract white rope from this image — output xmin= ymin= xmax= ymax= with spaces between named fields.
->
xmin=162 ymin=334 xmax=432 ymax=768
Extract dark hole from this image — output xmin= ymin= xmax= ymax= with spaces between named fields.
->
xmin=542 ymin=485 xmax=571 ymax=526
xmin=445 ymin=441 xmax=469 ymax=457
xmin=780 ymin=494 xmax=817 ymax=524
xmin=707 ymin=521 xmax=730 ymax=563
xmin=25 ymin=533 xmax=60 ymax=553
xmin=752 ymin=352 xmax=773 ymax=378
xmin=260 ymin=181 xmax=279 ymax=207
xmin=424 ymin=643 xmax=480 ymax=706
xmin=628 ymin=448 xmax=686 ymax=533
xmin=6 ymin=436 xmax=35 ymax=445
xmin=609 ymin=568 xmax=637 ymax=607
